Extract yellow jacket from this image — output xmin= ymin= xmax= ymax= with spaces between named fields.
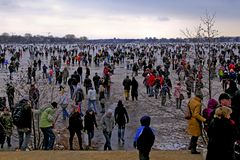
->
xmin=187 ymin=97 xmax=206 ymax=137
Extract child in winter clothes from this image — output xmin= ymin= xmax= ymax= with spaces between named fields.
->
xmin=0 ymin=107 xmax=13 ymax=148
xmin=133 ymin=116 xmax=155 ymax=160
xmin=202 ymin=99 xmax=218 ymax=131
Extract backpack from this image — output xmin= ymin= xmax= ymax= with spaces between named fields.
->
xmin=12 ymin=99 xmax=27 ymax=127
xmin=75 ymin=89 xmax=84 ymax=103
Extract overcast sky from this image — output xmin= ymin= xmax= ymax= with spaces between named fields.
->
xmin=0 ymin=0 xmax=239 ymax=39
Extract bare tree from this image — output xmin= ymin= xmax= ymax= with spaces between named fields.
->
xmin=200 ymin=11 xmax=218 ymax=99
xmin=181 ymin=11 xmax=218 ymax=99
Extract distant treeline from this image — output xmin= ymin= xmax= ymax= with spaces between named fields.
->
xmin=0 ymin=34 xmax=240 ymax=44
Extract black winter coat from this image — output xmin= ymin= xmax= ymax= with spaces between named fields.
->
xmin=206 ymin=118 xmax=238 ymax=160
xmin=14 ymin=99 xmax=32 ymax=130
xmin=135 ymin=126 xmax=155 ymax=154
xmin=84 ymin=111 xmax=97 ymax=131
xmin=122 ymin=78 xmax=132 ymax=90
xmin=114 ymin=105 xmax=129 ymax=126
xmin=0 ymin=122 xmax=5 ymax=144
xmin=68 ymin=112 xmax=83 ymax=131
xmin=131 ymin=78 xmax=138 ymax=96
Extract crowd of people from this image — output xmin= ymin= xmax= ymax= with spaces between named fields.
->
xmin=0 ymin=43 xmax=240 ymax=160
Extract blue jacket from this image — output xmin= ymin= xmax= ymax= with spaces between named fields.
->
xmin=134 ymin=125 xmax=155 ymax=153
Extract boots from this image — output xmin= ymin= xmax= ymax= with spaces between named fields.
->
xmin=188 ymin=141 xmax=192 ymax=150
xmin=7 ymin=137 xmax=11 ymax=147
xmin=191 ymin=144 xmax=200 ymax=154
xmin=189 ymin=136 xmax=200 ymax=154
xmin=69 ymin=143 xmax=73 ymax=150
xmin=191 ymin=148 xmax=200 ymax=154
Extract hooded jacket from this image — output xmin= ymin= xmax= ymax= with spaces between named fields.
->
xmin=133 ymin=116 xmax=155 ymax=154
xmin=84 ymin=109 xmax=97 ymax=131
xmin=203 ymin=99 xmax=218 ymax=122
xmin=114 ymin=102 xmax=129 ymax=126
xmin=101 ymin=110 xmax=115 ymax=132
xmin=39 ymin=104 xmax=55 ymax=128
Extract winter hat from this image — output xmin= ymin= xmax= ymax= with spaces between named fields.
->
xmin=106 ymin=109 xmax=113 ymax=116
xmin=218 ymin=93 xmax=231 ymax=102
xmin=207 ymin=99 xmax=218 ymax=109
xmin=107 ymin=108 xmax=113 ymax=113
xmin=140 ymin=116 xmax=151 ymax=126
xmin=117 ymin=100 xmax=123 ymax=107
xmin=51 ymin=102 xmax=58 ymax=108
xmin=86 ymin=108 xmax=94 ymax=114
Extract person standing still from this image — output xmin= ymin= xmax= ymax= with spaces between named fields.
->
xmin=187 ymin=94 xmax=206 ymax=154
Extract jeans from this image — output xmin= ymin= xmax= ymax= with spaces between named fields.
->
xmin=62 ymin=107 xmax=69 ymax=120
xmin=88 ymin=100 xmax=97 ymax=113
xmin=17 ymin=129 xmax=31 ymax=150
xmin=41 ymin=127 xmax=55 ymax=150
xmin=87 ymin=130 xmax=94 ymax=146
xmin=149 ymin=86 xmax=154 ymax=96
xmin=48 ymin=76 xmax=52 ymax=84
xmin=70 ymin=86 xmax=74 ymax=99
xmin=118 ymin=125 xmax=125 ymax=143
xmin=103 ymin=130 xmax=112 ymax=150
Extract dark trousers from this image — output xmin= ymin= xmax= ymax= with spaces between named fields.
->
xmin=18 ymin=129 xmax=31 ymax=150
xmin=187 ymin=88 xmax=191 ymax=98
xmin=69 ymin=129 xmax=83 ymax=150
xmin=103 ymin=130 xmax=112 ymax=150
xmin=87 ymin=130 xmax=94 ymax=146
xmin=7 ymin=95 xmax=14 ymax=111
xmin=41 ymin=127 xmax=55 ymax=150
xmin=139 ymin=151 xmax=150 ymax=160
xmin=189 ymin=136 xmax=199 ymax=151
xmin=176 ymin=98 xmax=182 ymax=109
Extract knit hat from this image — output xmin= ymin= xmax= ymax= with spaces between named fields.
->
xmin=51 ymin=102 xmax=58 ymax=108
xmin=207 ymin=99 xmax=218 ymax=109
xmin=218 ymin=93 xmax=231 ymax=102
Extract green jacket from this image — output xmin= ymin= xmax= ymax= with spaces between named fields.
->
xmin=0 ymin=112 xmax=13 ymax=135
xmin=39 ymin=105 xmax=55 ymax=128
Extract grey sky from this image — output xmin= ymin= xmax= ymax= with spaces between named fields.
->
xmin=0 ymin=0 xmax=239 ymax=38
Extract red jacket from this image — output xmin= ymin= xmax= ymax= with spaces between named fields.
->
xmin=147 ymin=74 xmax=155 ymax=87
